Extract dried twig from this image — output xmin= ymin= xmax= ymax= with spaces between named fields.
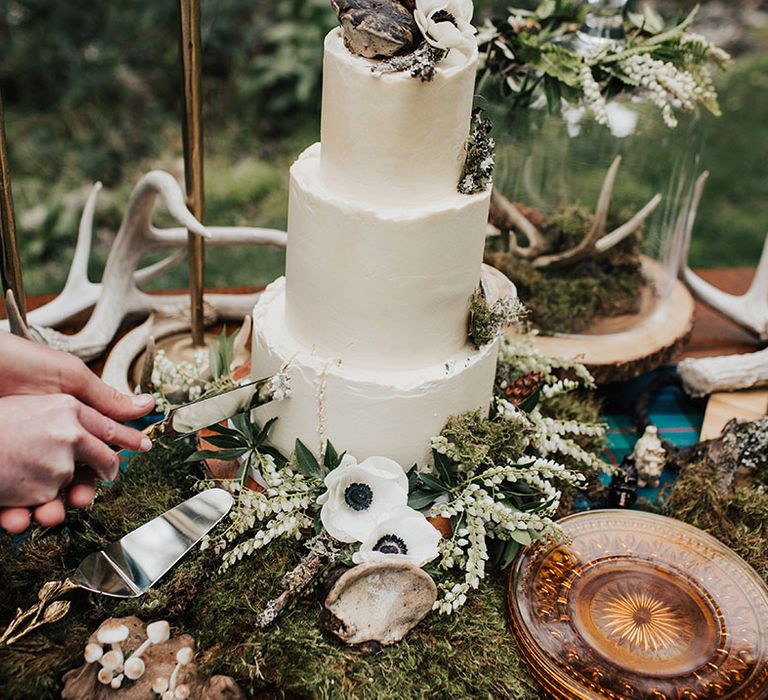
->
xmin=256 ymin=532 xmax=341 ymax=629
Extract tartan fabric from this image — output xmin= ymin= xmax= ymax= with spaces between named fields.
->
xmin=597 ymin=367 xmax=707 ymax=503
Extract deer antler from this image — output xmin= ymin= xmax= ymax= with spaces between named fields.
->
xmin=680 ymin=172 xmax=768 ymax=341
xmin=3 ymin=171 xmax=288 ymax=360
xmin=488 ymin=188 xmax=548 ymax=258
xmin=532 ymin=156 xmax=662 ymax=268
xmin=489 ymin=156 xmax=662 ymax=269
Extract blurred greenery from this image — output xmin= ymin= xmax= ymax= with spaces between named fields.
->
xmin=0 ymin=0 xmax=766 ymax=297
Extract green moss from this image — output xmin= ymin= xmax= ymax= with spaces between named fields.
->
xmin=487 ymin=205 xmax=645 ymax=335
xmin=469 ymin=290 xmax=497 ymax=348
xmin=664 ymin=452 xmax=768 ymax=581
xmin=0 ymin=438 xmax=542 ymax=699
xmin=441 ymin=410 xmax=530 ymax=468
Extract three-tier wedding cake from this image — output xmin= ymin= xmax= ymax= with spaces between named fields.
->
xmin=251 ymin=2 xmax=506 ymax=467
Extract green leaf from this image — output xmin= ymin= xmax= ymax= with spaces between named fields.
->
xmin=509 ymin=528 xmax=533 ymax=547
xmin=518 ymin=388 xmax=541 ymax=413
xmin=202 ymin=434 xmax=247 ymax=450
xmin=543 ymin=75 xmax=561 ymax=113
xmin=417 ymin=472 xmax=450 ymax=494
xmin=408 ymin=489 xmax=440 ymax=511
xmin=496 ymin=539 xmax=521 ymax=569
xmin=536 ymin=0 xmax=556 ymax=20
xmin=294 ymin=439 xmax=322 ymax=479
xmin=185 ymin=448 xmax=248 ymax=463
xmin=432 ymin=450 xmax=457 ymax=485
xmin=324 ymin=441 xmax=341 ymax=470
xmin=255 ymin=416 xmax=278 ymax=445
xmin=208 ymin=343 xmax=222 ymax=381
xmin=229 ymin=411 xmax=252 ymax=440
xmin=206 ymin=422 xmax=243 ymax=438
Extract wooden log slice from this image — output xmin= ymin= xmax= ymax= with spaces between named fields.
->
xmin=521 ymin=257 xmax=695 ymax=384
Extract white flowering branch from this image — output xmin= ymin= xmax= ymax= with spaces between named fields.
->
xmin=199 ymin=450 xmax=321 ymax=572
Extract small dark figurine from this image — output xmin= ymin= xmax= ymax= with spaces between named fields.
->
xmin=331 ymin=0 xmax=421 ymax=58
xmin=608 ymin=455 xmax=638 ymax=508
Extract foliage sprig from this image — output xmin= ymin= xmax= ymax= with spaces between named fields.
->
xmin=478 ymin=1 xmax=730 ymax=127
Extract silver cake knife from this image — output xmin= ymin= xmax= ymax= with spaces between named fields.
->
xmin=73 ymin=488 xmax=233 ymax=597
xmin=0 ymin=489 xmax=233 ymax=645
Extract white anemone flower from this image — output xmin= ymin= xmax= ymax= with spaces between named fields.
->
xmin=414 ymin=0 xmax=476 ymax=54
xmin=352 ymin=506 xmax=442 ymax=567
xmin=318 ymin=456 xmax=409 ymax=543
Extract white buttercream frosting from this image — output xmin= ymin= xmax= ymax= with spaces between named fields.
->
xmin=284 ymin=144 xmax=489 ymax=370
xmin=319 ymin=28 xmax=478 ymax=208
xmin=252 ymin=279 xmax=499 ymax=468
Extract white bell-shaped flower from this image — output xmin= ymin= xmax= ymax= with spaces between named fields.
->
xmin=352 ymin=506 xmax=442 ymax=567
xmin=414 ymin=0 xmax=476 ymax=54
xmin=318 ymin=455 xmax=409 ymax=543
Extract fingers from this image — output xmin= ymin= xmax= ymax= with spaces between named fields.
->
xmin=0 ymin=471 xmax=96 ymax=534
xmin=0 ymin=507 xmax=32 ymax=534
xmin=67 ymin=467 xmax=96 ymax=508
xmin=33 ymin=499 xmax=66 ymax=528
xmin=76 ymin=402 xmax=152 ymax=453
xmin=63 ymin=358 xmax=156 ymax=421
xmin=73 ymin=433 xmax=120 ymax=482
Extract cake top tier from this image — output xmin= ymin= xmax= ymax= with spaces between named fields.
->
xmin=319 ymin=24 xmax=479 ymax=208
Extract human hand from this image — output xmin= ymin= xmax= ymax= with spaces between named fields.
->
xmin=0 ymin=332 xmax=155 ymax=422
xmin=0 ymin=393 xmax=153 ymax=533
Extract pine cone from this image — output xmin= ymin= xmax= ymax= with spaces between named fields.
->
xmin=503 ymin=371 xmax=544 ymax=405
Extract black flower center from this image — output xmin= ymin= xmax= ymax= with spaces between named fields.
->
xmin=344 ymin=482 xmax=373 ymax=511
xmin=373 ymin=534 xmax=408 ymax=555
xmin=432 ymin=10 xmax=456 ymax=24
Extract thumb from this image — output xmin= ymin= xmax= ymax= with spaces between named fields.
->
xmin=66 ymin=361 xmax=155 ymax=421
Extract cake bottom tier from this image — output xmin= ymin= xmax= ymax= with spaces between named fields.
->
xmin=251 ymin=278 xmax=499 ymax=468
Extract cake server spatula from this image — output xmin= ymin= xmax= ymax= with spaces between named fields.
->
xmin=144 ymin=376 xmax=274 ymax=439
xmin=0 ymin=489 xmax=233 ymax=645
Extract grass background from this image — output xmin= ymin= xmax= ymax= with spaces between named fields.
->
xmin=0 ymin=0 xmax=766 ymax=298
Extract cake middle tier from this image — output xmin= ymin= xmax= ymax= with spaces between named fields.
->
xmin=253 ymin=277 xmax=499 ymax=469
xmin=285 ymin=144 xmax=491 ymax=370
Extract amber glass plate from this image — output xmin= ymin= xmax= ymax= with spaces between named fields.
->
xmin=507 ymin=510 xmax=768 ymax=699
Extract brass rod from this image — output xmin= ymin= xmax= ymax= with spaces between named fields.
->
xmin=178 ymin=0 xmax=205 ymax=346
xmin=0 ymin=89 xmax=27 ymax=322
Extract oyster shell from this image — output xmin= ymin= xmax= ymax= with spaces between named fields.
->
xmin=322 ymin=561 xmax=437 ymax=645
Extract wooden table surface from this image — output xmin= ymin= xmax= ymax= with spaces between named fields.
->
xmin=2 ymin=268 xmax=763 ymax=375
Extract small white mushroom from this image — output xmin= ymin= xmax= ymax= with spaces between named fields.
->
xmin=97 ymin=667 xmax=114 ymax=685
xmin=146 ymin=620 xmax=171 ymax=644
xmin=96 ymin=620 xmax=129 ymax=647
xmin=99 ymin=649 xmax=123 ymax=673
xmin=110 ymin=673 xmax=124 ymax=690
xmin=121 ymin=619 xmax=169 ymax=681
xmin=174 ymin=684 xmax=191 ymax=700
xmin=162 ymin=692 xmax=175 ymax=700
xmin=168 ymin=646 xmax=194 ymax=694
xmin=123 ymin=656 xmax=146 ymax=681
xmin=96 ymin=619 xmax=129 ymax=670
xmin=175 ymin=647 xmax=194 ymax=665
xmin=152 ymin=677 xmax=170 ymax=694
xmin=84 ymin=643 xmax=103 ymax=664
